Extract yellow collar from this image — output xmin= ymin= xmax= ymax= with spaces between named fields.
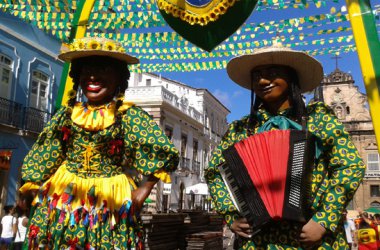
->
xmin=71 ymin=101 xmax=134 ymax=131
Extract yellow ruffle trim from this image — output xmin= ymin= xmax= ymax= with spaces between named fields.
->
xmin=71 ymin=100 xmax=134 ymax=131
xmin=157 ymin=0 xmax=237 ymax=26
xmin=19 ymin=182 xmax=40 ymax=193
xmin=33 ymin=163 xmax=137 ymax=211
xmin=153 ymin=170 xmax=171 ymax=183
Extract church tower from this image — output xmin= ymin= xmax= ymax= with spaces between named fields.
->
xmin=314 ymin=59 xmax=379 ymax=211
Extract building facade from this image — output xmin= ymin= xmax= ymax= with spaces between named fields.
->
xmin=126 ymin=72 xmax=230 ymax=212
xmin=314 ymin=67 xmax=379 ymax=210
xmin=0 ymin=13 xmax=63 ymax=210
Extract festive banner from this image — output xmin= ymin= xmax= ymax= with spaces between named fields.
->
xmin=156 ymin=0 xmax=258 ymax=51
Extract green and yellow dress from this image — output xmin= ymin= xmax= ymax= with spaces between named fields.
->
xmin=205 ymin=102 xmax=365 ymax=249
xmin=20 ymin=101 xmax=179 ymax=250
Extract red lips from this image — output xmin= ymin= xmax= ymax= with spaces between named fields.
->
xmin=86 ymin=82 xmax=102 ymax=92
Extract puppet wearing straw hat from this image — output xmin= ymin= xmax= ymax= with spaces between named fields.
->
xmin=205 ymin=44 xmax=366 ymax=249
xmin=19 ymin=37 xmax=179 ymax=249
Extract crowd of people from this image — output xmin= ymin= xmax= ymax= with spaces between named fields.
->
xmin=0 ymin=194 xmax=32 ymax=250
xmin=348 ymin=210 xmax=380 ymax=250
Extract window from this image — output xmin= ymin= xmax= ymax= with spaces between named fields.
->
xmin=0 ymin=54 xmax=13 ymax=99
xmin=368 ymin=153 xmax=380 ymax=171
xmin=29 ymin=70 xmax=49 ymax=110
xmin=181 ymin=134 xmax=187 ymax=157
xmin=371 ymin=201 xmax=380 ymax=208
xmin=205 ymin=114 xmax=209 ymax=128
xmin=193 ymin=140 xmax=198 ymax=161
xmin=146 ymin=79 xmax=151 ymax=86
xmin=371 ymin=185 xmax=380 ymax=197
xmin=210 ymin=113 xmax=214 ymax=132
xmin=204 ymin=148 xmax=208 ymax=166
xmin=334 ymin=106 xmax=344 ymax=119
xmin=165 ymin=126 xmax=173 ymax=140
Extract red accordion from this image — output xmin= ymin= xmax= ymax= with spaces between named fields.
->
xmin=219 ymin=129 xmax=315 ymax=235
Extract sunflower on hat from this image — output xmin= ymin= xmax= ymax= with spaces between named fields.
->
xmin=58 ymin=37 xmax=139 ymax=65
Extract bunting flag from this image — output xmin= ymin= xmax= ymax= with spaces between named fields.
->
xmin=156 ymin=0 xmax=258 ymax=51
xmin=1 ymin=0 xmax=380 ymax=151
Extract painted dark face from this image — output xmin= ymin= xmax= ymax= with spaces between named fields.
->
xmin=79 ymin=58 xmax=121 ymax=106
xmin=251 ymin=64 xmax=293 ymax=110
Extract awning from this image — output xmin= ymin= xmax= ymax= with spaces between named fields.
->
xmin=185 ymin=183 xmax=209 ymax=195
xmin=365 ymin=207 xmax=380 ymax=214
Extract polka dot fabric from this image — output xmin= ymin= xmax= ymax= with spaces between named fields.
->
xmin=21 ymin=104 xmax=179 ymax=249
xmin=205 ymin=102 xmax=365 ymax=249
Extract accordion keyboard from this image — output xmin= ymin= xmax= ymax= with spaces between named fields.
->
xmin=219 ymin=163 xmax=251 ymax=219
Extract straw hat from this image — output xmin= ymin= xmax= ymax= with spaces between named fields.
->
xmin=58 ymin=37 xmax=139 ymax=64
xmin=227 ymin=45 xmax=323 ymax=93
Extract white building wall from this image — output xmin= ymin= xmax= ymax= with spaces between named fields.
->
xmin=125 ymin=72 xmax=229 ymax=212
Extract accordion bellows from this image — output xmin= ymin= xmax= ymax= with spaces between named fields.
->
xmin=220 ymin=129 xmax=314 ymax=234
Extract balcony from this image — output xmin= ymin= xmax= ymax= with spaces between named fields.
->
xmin=23 ymin=107 xmax=52 ymax=133
xmin=176 ymin=156 xmax=191 ymax=176
xmin=192 ymin=161 xmax=200 ymax=175
xmin=180 ymin=156 xmax=190 ymax=169
xmin=365 ymin=170 xmax=380 ymax=178
xmin=0 ymin=97 xmax=51 ymax=134
xmin=0 ymin=97 xmax=23 ymax=128
xmin=125 ymin=86 xmax=204 ymax=124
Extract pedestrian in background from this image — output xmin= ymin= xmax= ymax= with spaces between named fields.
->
xmin=343 ymin=210 xmax=357 ymax=249
xmin=12 ymin=193 xmax=31 ymax=250
xmin=0 ymin=205 xmax=16 ymax=250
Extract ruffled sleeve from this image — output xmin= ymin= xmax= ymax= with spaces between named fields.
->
xmin=123 ymin=106 xmax=179 ymax=183
xmin=21 ymin=107 xmax=67 ymax=189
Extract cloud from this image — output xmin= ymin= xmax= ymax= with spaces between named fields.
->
xmin=213 ymin=89 xmax=232 ymax=108
xmin=232 ymin=90 xmax=242 ymax=98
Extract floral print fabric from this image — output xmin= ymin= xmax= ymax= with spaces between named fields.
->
xmin=21 ymin=104 xmax=179 ymax=249
xmin=205 ymin=102 xmax=365 ymax=249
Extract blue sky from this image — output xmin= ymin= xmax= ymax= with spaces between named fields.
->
xmin=157 ymin=1 xmax=370 ymax=123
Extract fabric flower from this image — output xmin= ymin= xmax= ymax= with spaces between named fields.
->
xmin=109 ymin=139 xmax=123 ymax=155
xmin=62 ymin=126 xmax=71 ymax=141
xmin=29 ymin=225 xmax=40 ymax=238
xmin=67 ymin=90 xmax=77 ymax=99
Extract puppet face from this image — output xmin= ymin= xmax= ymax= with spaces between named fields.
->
xmin=251 ymin=65 xmax=292 ymax=106
xmin=79 ymin=58 xmax=121 ymax=106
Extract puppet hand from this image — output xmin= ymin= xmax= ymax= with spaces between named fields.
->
xmin=131 ymin=186 xmax=151 ymax=212
xmin=230 ymin=217 xmax=254 ymax=239
xmin=300 ymin=219 xmax=326 ymax=248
